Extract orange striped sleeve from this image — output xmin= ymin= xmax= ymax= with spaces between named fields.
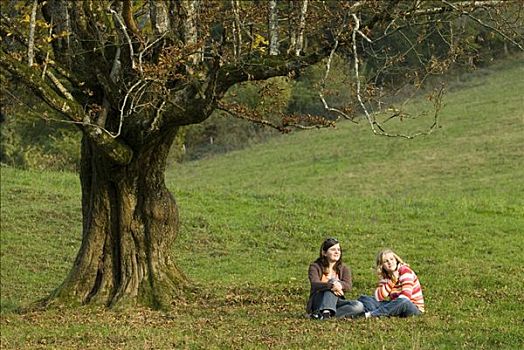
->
xmin=374 ymin=278 xmax=396 ymax=301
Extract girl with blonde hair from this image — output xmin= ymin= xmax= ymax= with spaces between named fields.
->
xmin=358 ymin=248 xmax=425 ymax=318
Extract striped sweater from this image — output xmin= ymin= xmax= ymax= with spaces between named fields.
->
xmin=374 ymin=264 xmax=425 ymax=312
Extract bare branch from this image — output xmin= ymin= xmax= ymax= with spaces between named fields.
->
xmin=217 ymin=101 xmax=290 ymax=132
xmin=281 ymin=114 xmax=336 ymax=130
xmin=231 ymin=0 xmax=242 ymax=59
xmin=108 ymin=8 xmax=136 ymax=70
xmin=122 ymin=0 xmax=142 ymax=41
xmin=351 ymin=13 xmax=440 ymax=139
xmin=2 ymin=88 xmax=123 ymax=132
xmin=46 ymin=70 xmax=74 ymax=101
xmin=138 ymin=33 xmax=166 ymax=75
xmin=115 ymin=80 xmax=146 ymax=138
xmin=404 ymin=0 xmax=504 ymax=16
xmin=441 ymin=0 xmax=524 ymax=51
xmin=268 ymin=0 xmax=279 ymax=55
xmin=150 ymin=101 xmax=166 ymax=131
xmin=318 ymin=37 xmax=357 ymax=122
xmin=27 ymin=0 xmax=38 ymax=66
xmin=217 ymin=100 xmax=335 ymax=133
xmin=295 ymin=0 xmax=309 ymax=56
xmin=98 ymin=47 xmax=122 ymax=128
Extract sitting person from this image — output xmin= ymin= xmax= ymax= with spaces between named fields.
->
xmin=359 ymin=248 xmax=425 ymax=318
xmin=306 ymin=237 xmax=364 ymax=319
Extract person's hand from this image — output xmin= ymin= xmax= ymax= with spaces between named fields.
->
xmin=391 ymin=270 xmax=399 ymax=282
xmin=331 ymin=281 xmax=344 ymax=296
xmin=333 ymin=289 xmax=344 ymax=297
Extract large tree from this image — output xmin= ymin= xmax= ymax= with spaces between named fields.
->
xmin=1 ymin=0 xmax=522 ymax=309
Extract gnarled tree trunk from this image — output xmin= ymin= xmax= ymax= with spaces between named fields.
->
xmin=50 ymin=128 xmax=186 ymax=309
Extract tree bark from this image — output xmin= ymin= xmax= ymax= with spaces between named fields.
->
xmin=295 ymin=0 xmax=308 ymax=56
xmin=179 ymin=0 xmax=201 ymax=64
xmin=48 ymin=128 xmax=187 ymax=309
xmin=268 ymin=0 xmax=279 ymax=55
xmin=27 ymin=0 xmax=38 ymax=66
xmin=150 ymin=0 xmax=171 ymax=35
xmin=231 ymin=0 xmax=242 ymax=59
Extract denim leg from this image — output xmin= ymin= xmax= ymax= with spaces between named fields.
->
xmin=310 ymin=291 xmax=338 ymax=314
xmin=369 ymin=298 xmax=421 ymax=318
xmin=357 ymin=295 xmax=381 ymax=313
xmin=335 ymin=299 xmax=365 ymax=319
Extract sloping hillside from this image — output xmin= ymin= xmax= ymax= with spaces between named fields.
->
xmin=1 ymin=58 xmax=523 ymax=349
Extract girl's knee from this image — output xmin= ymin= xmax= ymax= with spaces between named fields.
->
xmin=397 ymin=297 xmax=411 ymax=305
xmin=357 ymin=295 xmax=374 ymax=302
xmin=355 ymin=301 xmax=365 ymax=313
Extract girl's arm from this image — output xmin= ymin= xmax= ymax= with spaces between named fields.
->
xmin=308 ymin=264 xmax=330 ymax=292
xmin=338 ymin=265 xmax=352 ymax=291
xmin=398 ymin=265 xmax=416 ymax=299
xmin=374 ymin=277 xmax=396 ymax=301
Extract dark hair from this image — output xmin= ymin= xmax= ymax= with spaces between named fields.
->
xmin=315 ymin=238 xmax=343 ymax=274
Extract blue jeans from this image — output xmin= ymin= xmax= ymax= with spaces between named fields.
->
xmin=358 ymin=295 xmax=421 ymax=318
xmin=311 ymin=291 xmax=365 ymax=318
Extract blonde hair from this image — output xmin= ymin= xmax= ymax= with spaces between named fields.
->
xmin=375 ymin=248 xmax=407 ymax=279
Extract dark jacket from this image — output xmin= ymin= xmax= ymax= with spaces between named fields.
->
xmin=306 ymin=261 xmax=352 ymax=313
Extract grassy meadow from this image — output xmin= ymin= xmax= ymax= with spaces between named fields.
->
xmin=1 ymin=57 xmax=524 ymax=349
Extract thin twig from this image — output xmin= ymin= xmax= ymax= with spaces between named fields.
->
xmin=351 ymin=13 xmax=440 ymax=139
xmin=150 ymin=101 xmax=166 ymax=131
xmin=138 ymin=33 xmax=167 ymax=75
xmin=318 ymin=38 xmax=352 ymax=120
xmin=217 ymin=104 xmax=289 ymax=132
xmin=113 ymin=80 xmax=144 ymax=138
xmin=2 ymin=88 xmax=126 ymax=138
xmin=41 ymin=18 xmax=53 ymax=79
xmin=46 ymin=71 xmax=74 ymax=101
xmin=442 ymin=0 xmax=524 ymax=51
xmin=108 ymin=8 xmax=136 ymax=70
xmin=318 ymin=27 xmax=357 ymax=122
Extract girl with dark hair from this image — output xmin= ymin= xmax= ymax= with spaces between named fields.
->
xmin=306 ymin=238 xmax=364 ymax=319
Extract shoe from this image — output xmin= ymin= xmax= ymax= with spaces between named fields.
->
xmin=310 ymin=310 xmax=334 ymax=320
xmin=321 ymin=310 xmax=333 ymax=319
xmin=310 ymin=312 xmax=323 ymax=320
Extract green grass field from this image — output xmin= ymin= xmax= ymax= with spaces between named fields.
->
xmin=1 ymin=58 xmax=523 ymax=349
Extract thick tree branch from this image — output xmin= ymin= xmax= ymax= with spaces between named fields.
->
xmin=122 ymin=0 xmax=142 ymax=41
xmin=0 ymin=49 xmax=133 ymax=165
xmin=217 ymin=101 xmax=335 ymax=133
xmin=404 ymin=0 xmax=505 ymax=16
xmin=164 ymin=48 xmax=333 ymax=127
xmin=216 ymin=48 xmax=329 ymax=94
